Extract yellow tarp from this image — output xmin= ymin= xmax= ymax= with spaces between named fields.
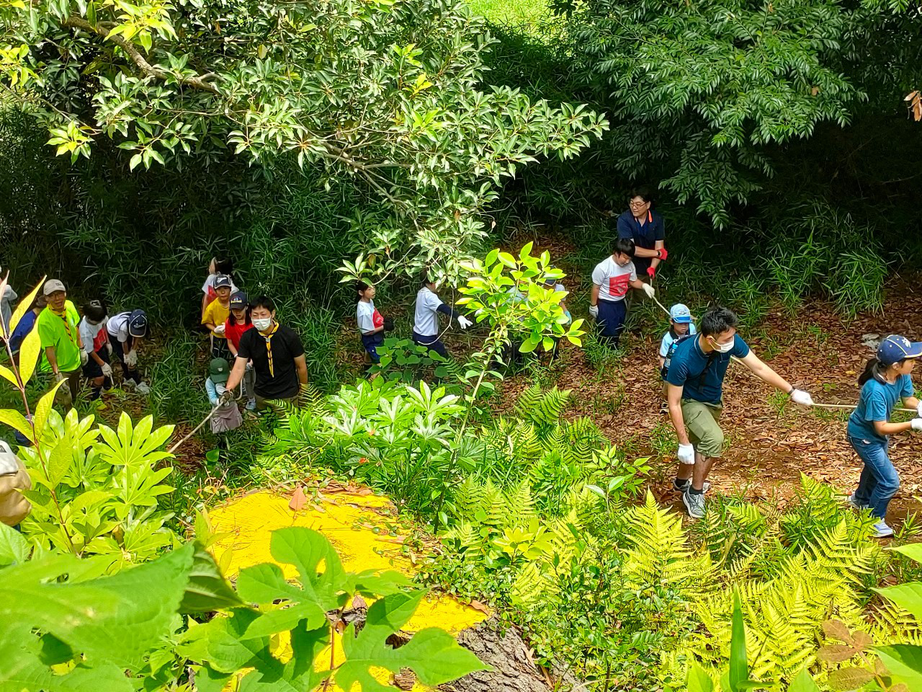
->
xmin=208 ymin=488 xmax=489 ymax=691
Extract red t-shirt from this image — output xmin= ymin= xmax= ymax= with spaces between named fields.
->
xmin=224 ymin=319 xmax=254 ymax=351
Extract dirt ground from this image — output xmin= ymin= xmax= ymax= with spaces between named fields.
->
xmin=492 ymin=284 xmax=922 ymax=526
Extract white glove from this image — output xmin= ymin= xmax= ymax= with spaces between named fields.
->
xmin=106 ymin=342 xmax=113 ymax=356
xmin=911 ymin=419 xmax=922 ymax=432
xmin=917 ymin=402 xmax=922 ymax=418
xmin=790 ymin=389 xmax=814 ymax=407
xmin=213 ymin=324 xmax=226 ymax=336
xmin=588 ymin=304 xmax=599 ymax=319
xmin=641 ymin=283 xmax=656 ymax=299
xmin=80 ymin=350 xmax=89 ymax=366
xmin=457 ymin=315 xmax=473 ymax=330
xmin=125 ymin=350 xmax=138 ymax=367
xmin=101 ymin=363 xmax=113 ymax=378
xmin=245 ymin=361 xmax=253 ymax=371
xmin=677 ymin=443 xmax=695 ymax=465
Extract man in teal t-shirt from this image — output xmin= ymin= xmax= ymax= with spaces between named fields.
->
xmin=37 ymin=279 xmax=82 ymax=408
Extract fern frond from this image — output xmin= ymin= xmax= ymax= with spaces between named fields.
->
xmin=504 ymin=479 xmax=537 ymax=526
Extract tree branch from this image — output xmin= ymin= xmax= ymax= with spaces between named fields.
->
xmin=62 ymin=16 xmax=220 ymax=95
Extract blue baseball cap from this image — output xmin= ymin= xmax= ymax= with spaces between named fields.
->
xmin=669 ymin=304 xmax=692 ymax=324
xmin=128 ymin=309 xmax=148 ymax=338
xmin=877 ymin=335 xmax=922 ymax=365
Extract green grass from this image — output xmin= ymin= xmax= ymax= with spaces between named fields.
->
xmin=469 ymin=0 xmax=552 ymax=33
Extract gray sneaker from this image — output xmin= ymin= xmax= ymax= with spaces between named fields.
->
xmin=872 ymin=520 xmax=893 ymax=539
xmin=682 ymin=489 xmax=706 ymax=519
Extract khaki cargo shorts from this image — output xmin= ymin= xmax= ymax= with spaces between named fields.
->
xmin=681 ymin=399 xmax=724 ymax=458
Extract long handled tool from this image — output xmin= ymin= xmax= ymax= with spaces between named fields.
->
xmin=167 ymin=405 xmax=221 ymax=455
xmin=648 ymin=294 xmax=918 ymax=414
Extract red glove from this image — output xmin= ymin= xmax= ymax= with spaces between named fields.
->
xmin=657 ymin=247 xmax=668 ymax=261
xmin=647 ymin=266 xmax=656 ymax=279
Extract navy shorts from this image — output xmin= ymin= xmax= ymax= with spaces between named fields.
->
xmin=82 ymin=348 xmax=111 ymax=378
xmin=361 ymin=332 xmax=385 ymax=363
xmin=412 ymin=331 xmax=448 ymax=359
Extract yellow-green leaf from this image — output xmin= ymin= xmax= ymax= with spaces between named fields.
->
xmin=33 ymin=379 xmax=65 ymax=440
xmin=19 ymin=327 xmax=41 ymax=386
xmin=0 ymin=409 xmax=32 ymax=440
xmin=8 ymin=277 xmax=44 ymax=337
xmin=0 ymin=364 xmax=18 ymax=386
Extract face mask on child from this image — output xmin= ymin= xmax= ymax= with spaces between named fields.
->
xmin=253 ymin=318 xmax=272 ymax=332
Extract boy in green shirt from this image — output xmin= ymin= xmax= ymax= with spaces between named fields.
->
xmin=37 ymin=279 xmax=82 ymax=408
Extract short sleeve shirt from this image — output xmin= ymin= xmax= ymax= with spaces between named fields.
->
xmin=237 ymin=324 xmax=305 ymax=399
xmin=357 ymin=300 xmax=384 ymax=335
xmin=79 ymin=317 xmax=109 ymax=353
xmin=666 ymin=334 xmax=750 ymax=405
xmin=660 ymin=325 xmax=698 ymax=358
xmin=8 ymin=310 xmax=38 ymax=354
xmin=224 ymin=319 xmax=253 ymax=351
xmin=616 ymin=210 xmax=665 ymax=275
xmin=106 ymin=312 xmax=131 ymax=343
xmin=202 ymin=300 xmax=231 ymax=339
xmin=848 ymin=375 xmax=914 ymax=443
xmin=414 ymin=287 xmax=443 ymax=337
xmin=592 ymin=257 xmax=636 ymax=302
xmin=37 ymin=301 xmax=82 ymax=373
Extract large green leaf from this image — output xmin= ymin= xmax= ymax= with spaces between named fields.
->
xmin=0 ymin=542 xmax=196 ymax=671
xmin=788 ymin=668 xmax=821 ymax=692
xmin=686 ymin=664 xmax=714 ymax=692
xmin=874 ymin=645 xmax=922 ymax=689
xmin=892 ymin=544 xmax=922 ymax=565
xmin=0 ymin=522 xmax=30 ymax=566
xmin=179 ymin=542 xmax=243 ymax=613
xmin=335 ymin=590 xmax=488 ymax=690
xmin=875 ymin=582 xmax=922 ymax=622
xmin=728 ymin=593 xmax=748 ymax=692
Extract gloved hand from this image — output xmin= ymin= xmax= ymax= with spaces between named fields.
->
xmin=245 ymin=361 xmax=253 ymax=371
xmin=55 ymin=371 xmax=65 ymax=383
xmin=213 ymin=324 xmax=226 ymax=336
xmin=790 ymin=389 xmax=814 ymax=406
xmin=911 ymin=418 xmax=922 ymax=432
xmin=80 ymin=350 xmax=89 ymax=367
xmin=917 ymin=402 xmax=922 ymax=418
xmin=101 ymin=363 xmax=113 ymax=378
xmin=125 ymin=350 xmax=138 ymax=368
xmin=657 ymin=247 xmax=669 ymax=261
xmin=457 ymin=315 xmax=473 ymax=330
xmin=677 ymin=443 xmax=695 ymax=465
xmin=641 ymin=283 xmax=656 ymax=298
xmin=219 ymin=390 xmax=235 ymax=406
xmin=647 ymin=266 xmax=656 ymax=279
xmin=106 ymin=342 xmax=113 ymax=356
xmin=588 ymin=304 xmax=599 ymax=319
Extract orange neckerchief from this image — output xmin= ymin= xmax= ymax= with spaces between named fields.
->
xmin=48 ymin=305 xmax=79 ymax=347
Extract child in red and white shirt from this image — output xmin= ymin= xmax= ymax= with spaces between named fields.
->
xmin=79 ymin=300 xmax=113 ymax=402
xmin=357 ymin=280 xmax=386 ymax=364
xmin=589 ymin=238 xmax=655 ymax=347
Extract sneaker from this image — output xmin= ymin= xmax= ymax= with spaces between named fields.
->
xmin=246 ymin=398 xmax=257 ymax=411
xmin=847 ymin=493 xmax=867 ymax=510
xmin=135 ymin=382 xmax=151 ymax=395
xmin=682 ymin=489 xmax=706 ymax=519
xmin=872 ymin=520 xmax=894 ymax=539
xmin=672 ymin=479 xmax=711 ymax=493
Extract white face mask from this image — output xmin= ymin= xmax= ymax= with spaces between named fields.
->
xmin=710 ymin=336 xmax=734 ymax=353
xmin=253 ymin=318 xmax=272 ymax=332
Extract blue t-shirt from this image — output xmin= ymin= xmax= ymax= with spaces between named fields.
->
xmin=666 ymin=334 xmax=750 ymax=405
xmin=8 ymin=309 xmax=38 ymax=354
xmin=616 ymin=210 xmax=665 ymax=275
xmin=847 ymin=375 xmax=914 ymax=443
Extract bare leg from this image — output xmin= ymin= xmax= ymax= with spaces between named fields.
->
xmin=692 ymin=452 xmax=714 ymax=491
xmin=676 ymin=462 xmax=693 ymax=482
